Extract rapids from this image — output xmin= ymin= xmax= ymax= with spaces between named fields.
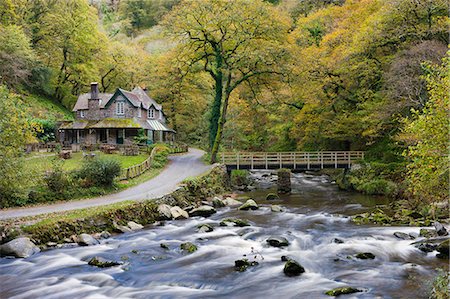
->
xmin=0 ymin=172 xmax=447 ymax=298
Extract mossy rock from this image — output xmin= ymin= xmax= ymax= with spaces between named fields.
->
xmin=283 ymin=259 xmax=305 ymax=276
xmin=266 ymin=193 xmax=280 ymax=201
xmin=180 ymin=242 xmax=197 ymax=253
xmin=88 ymin=256 xmax=122 ymax=268
xmin=220 ymin=218 xmax=250 ymax=227
xmin=234 ymin=259 xmax=258 ymax=272
xmin=197 ymin=224 xmax=214 ymax=233
xmin=160 ymin=243 xmax=169 ymax=250
xmin=325 ymin=286 xmax=361 ymax=296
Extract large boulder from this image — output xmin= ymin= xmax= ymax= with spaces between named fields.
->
xmin=267 ymin=236 xmax=289 ymax=247
xmin=157 ymin=204 xmax=172 ymax=220
xmin=0 ymin=237 xmax=40 ymax=258
xmin=420 ymin=228 xmax=438 ymax=238
xmin=77 ymin=234 xmax=100 ymax=246
xmin=113 ymin=222 xmax=132 ymax=233
xmin=325 ymin=287 xmax=361 ymax=296
xmin=88 ymin=256 xmax=123 ymax=268
xmin=170 ymin=206 xmax=189 ymax=220
xmin=189 ymin=205 xmax=217 ymax=217
xmin=283 ymin=259 xmax=305 ymax=277
xmin=238 ymin=199 xmax=259 ymax=211
xmin=223 ymin=197 xmax=242 ymax=206
xmin=127 ymin=221 xmax=143 ymax=231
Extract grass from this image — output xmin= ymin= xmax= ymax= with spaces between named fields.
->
xmin=25 ymin=151 xmax=148 ymax=173
xmin=22 ymin=93 xmax=73 ymax=121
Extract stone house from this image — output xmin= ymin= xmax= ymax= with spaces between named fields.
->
xmin=59 ymin=82 xmax=175 ymax=146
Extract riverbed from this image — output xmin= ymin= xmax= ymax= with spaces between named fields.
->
xmin=0 ymin=172 xmax=447 ymax=298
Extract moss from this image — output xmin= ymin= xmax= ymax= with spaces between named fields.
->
xmin=180 ymin=242 xmax=197 ymax=253
xmin=234 ymin=259 xmax=258 ymax=272
xmin=92 ymin=118 xmax=142 ymax=128
xmin=325 ymin=287 xmax=361 ymax=296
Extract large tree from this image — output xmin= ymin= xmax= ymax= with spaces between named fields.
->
xmin=163 ymin=0 xmax=291 ymax=162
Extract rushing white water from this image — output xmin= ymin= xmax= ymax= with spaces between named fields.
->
xmin=0 ymin=172 xmax=447 ymax=299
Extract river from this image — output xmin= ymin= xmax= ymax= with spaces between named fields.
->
xmin=0 ymin=172 xmax=447 ymax=298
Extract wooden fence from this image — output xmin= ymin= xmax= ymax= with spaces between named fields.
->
xmin=221 ymin=151 xmax=365 ymax=170
xmin=118 ymin=144 xmax=189 ymax=180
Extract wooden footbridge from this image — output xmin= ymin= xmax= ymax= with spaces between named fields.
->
xmin=221 ymin=151 xmax=364 ymax=170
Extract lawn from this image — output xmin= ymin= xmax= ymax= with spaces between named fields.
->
xmin=25 ymin=151 xmax=148 ymax=173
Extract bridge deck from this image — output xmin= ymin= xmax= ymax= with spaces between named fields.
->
xmin=221 ymin=151 xmax=364 ymax=170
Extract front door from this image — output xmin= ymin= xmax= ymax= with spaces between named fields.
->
xmin=117 ymin=129 xmax=124 ymax=144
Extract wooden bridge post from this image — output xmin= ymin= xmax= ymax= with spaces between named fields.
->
xmin=251 ymin=153 xmax=254 ymax=170
xmin=307 ymin=152 xmax=310 ymax=170
xmin=265 ymin=153 xmax=268 ymax=169
xmin=279 ymin=152 xmax=282 ymax=169
xmin=237 ymin=152 xmax=240 ymax=170
xmin=320 ymin=152 xmax=323 ymax=169
xmin=335 ymin=152 xmax=338 ymax=168
xmin=348 ymin=152 xmax=351 ymax=168
xmin=293 ymin=152 xmax=296 ymax=169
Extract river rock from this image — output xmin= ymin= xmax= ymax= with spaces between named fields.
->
xmin=234 ymin=259 xmax=258 ymax=272
xmin=88 ymin=256 xmax=123 ymax=268
xmin=127 ymin=221 xmax=143 ymax=230
xmin=100 ymin=231 xmax=111 ymax=239
xmin=170 ymin=206 xmax=189 ymax=220
xmin=160 ymin=243 xmax=170 ymax=250
xmin=355 ymin=252 xmax=375 ymax=259
xmin=420 ymin=228 xmax=438 ymax=238
xmin=271 ymin=205 xmax=283 ymax=212
xmin=283 ymin=259 xmax=305 ymax=276
xmin=157 ymin=204 xmax=173 ymax=220
xmin=180 ymin=242 xmax=197 ymax=253
xmin=267 ymin=236 xmax=289 ymax=247
xmin=394 ymin=232 xmax=415 ymax=240
xmin=266 ymin=193 xmax=280 ymax=201
xmin=238 ymin=199 xmax=259 ymax=211
xmin=189 ymin=206 xmax=217 ymax=217
xmin=220 ymin=218 xmax=250 ymax=227
xmin=223 ymin=197 xmax=242 ymax=206
xmin=0 ymin=237 xmax=40 ymax=258
xmin=77 ymin=234 xmax=100 ymax=246
xmin=113 ymin=222 xmax=132 ymax=233
xmin=212 ymin=197 xmax=226 ymax=208
xmin=417 ymin=243 xmax=437 ymax=253
xmin=434 ymin=222 xmax=448 ymax=236
xmin=436 ymin=239 xmax=449 ymax=258
xmin=197 ymin=224 xmax=214 ymax=233
xmin=332 ymin=238 xmax=344 ymax=244
xmin=325 ymin=287 xmax=361 ymax=296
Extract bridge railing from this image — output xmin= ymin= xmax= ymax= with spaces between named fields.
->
xmin=221 ymin=151 xmax=365 ymax=169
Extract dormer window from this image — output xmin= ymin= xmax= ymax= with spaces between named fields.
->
xmin=148 ymin=108 xmax=155 ymax=118
xmin=80 ymin=110 xmax=85 ymax=118
xmin=116 ymin=101 xmax=124 ymax=115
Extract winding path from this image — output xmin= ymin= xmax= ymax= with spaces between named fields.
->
xmin=0 ymin=148 xmax=211 ymax=220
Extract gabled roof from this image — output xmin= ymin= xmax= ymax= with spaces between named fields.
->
xmin=131 ymin=87 xmax=162 ymax=110
xmin=72 ymin=93 xmax=112 ymax=111
xmin=72 ymin=86 xmax=163 ymax=112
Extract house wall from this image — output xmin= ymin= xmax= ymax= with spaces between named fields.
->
xmin=103 ymin=95 xmax=138 ymax=119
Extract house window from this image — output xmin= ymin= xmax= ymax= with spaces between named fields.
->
xmin=148 ymin=108 xmax=155 ymax=118
xmin=116 ymin=101 xmax=125 ymax=115
xmin=80 ymin=110 xmax=85 ymax=118
xmin=138 ymin=108 xmax=141 ymax=118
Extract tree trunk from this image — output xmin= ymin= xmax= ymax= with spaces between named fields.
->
xmin=210 ymin=91 xmax=230 ymax=163
xmin=209 ymin=54 xmax=223 ymax=150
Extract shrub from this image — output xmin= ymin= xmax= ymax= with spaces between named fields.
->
xmin=44 ymin=158 xmax=68 ymax=194
xmin=231 ymin=169 xmax=249 ymax=186
xmin=430 ymin=270 xmax=449 ymax=299
xmin=76 ymin=158 xmax=121 ymax=187
xmin=357 ymin=179 xmax=398 ymax=196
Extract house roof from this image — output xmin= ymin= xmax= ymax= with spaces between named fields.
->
xmin=73 ymin=87 xmax=163 ymax=112
xmin=59 ymin=118 xmax=172 ymax=131
xmin=72 ymin=93 xmax=112 ymax=111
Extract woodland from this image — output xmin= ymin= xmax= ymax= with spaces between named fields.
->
xmin=0 ymin=0 xmax=448 ymax=207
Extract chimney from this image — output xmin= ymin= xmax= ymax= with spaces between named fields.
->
xmin=90 ymin=82 xmax=99 ymax=100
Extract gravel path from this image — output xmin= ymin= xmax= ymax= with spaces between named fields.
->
xmin=0 ymin=148 xmax=211 ymax=220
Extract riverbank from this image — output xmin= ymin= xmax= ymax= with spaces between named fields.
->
xmin=0 ymin=164 xmax=230 ymax=247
